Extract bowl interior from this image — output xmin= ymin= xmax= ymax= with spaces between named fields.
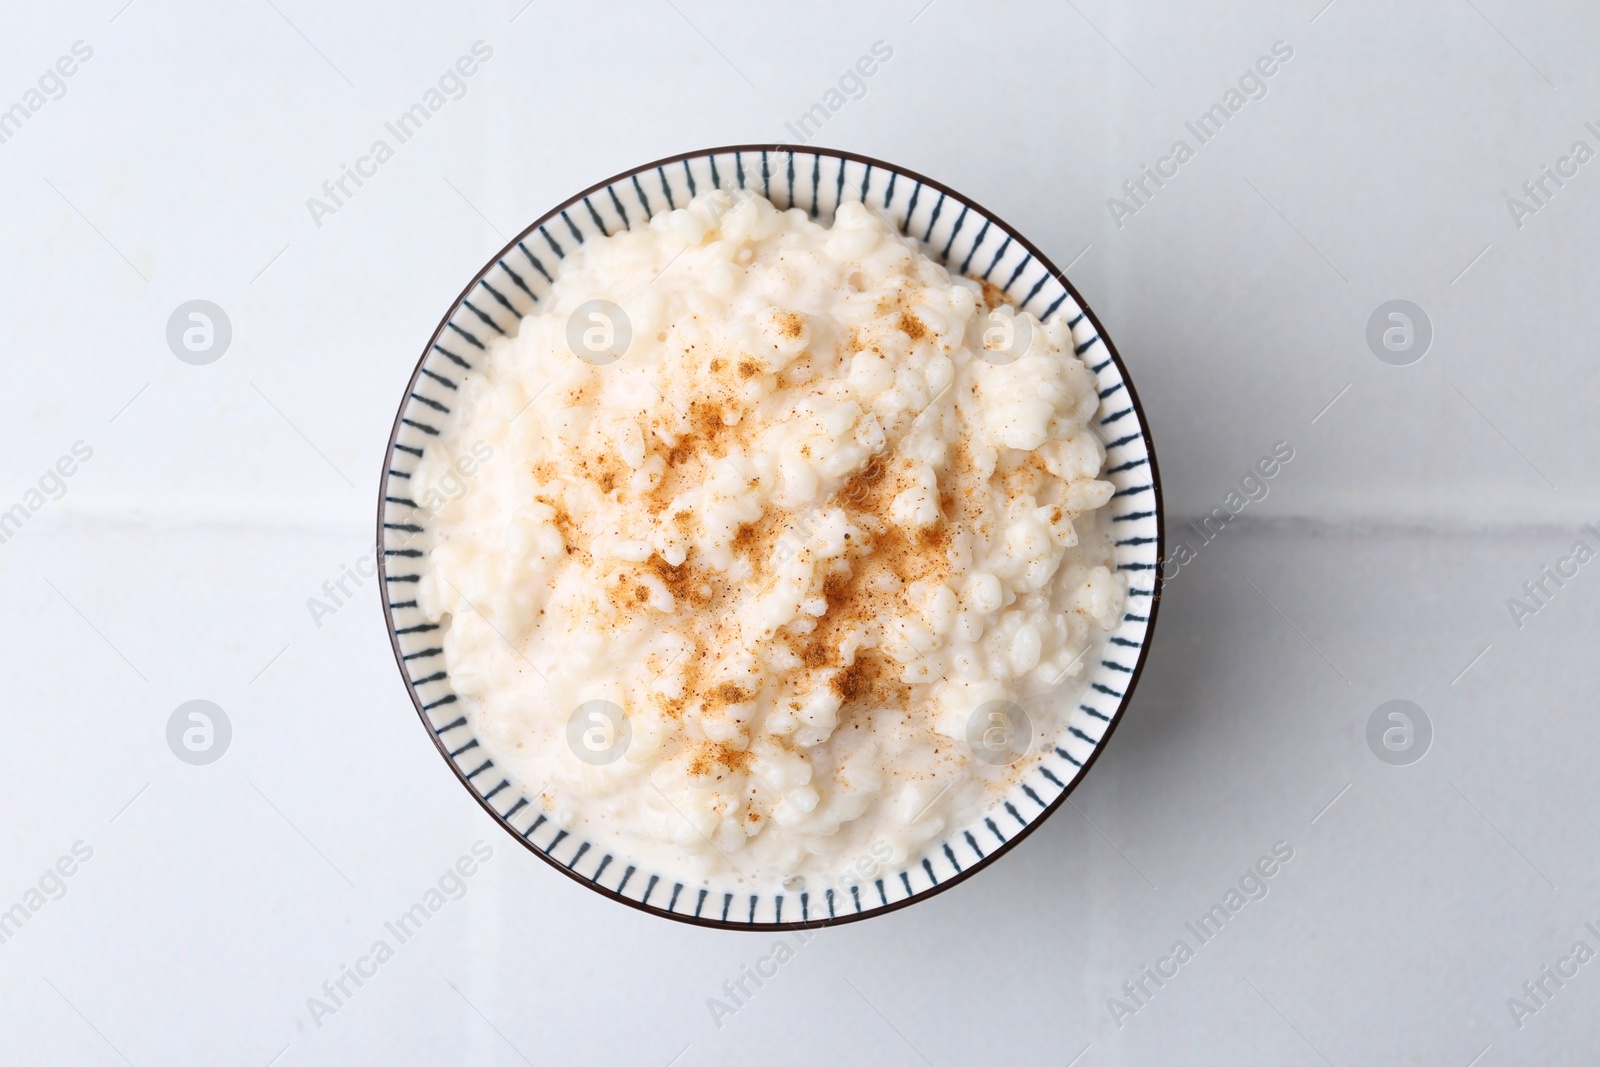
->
xmin=378 ymin=146 xmax=1162 ymax=929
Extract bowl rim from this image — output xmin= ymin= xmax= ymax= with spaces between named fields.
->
xmin=376 ymin=143 xmax=1164 ymax=930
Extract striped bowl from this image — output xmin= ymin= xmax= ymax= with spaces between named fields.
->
xmin=377 ymin=145 xmax=1162 ymax=929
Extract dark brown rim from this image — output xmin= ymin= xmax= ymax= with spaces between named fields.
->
xmin=376 ymin=144 xmax=1164 ymax=931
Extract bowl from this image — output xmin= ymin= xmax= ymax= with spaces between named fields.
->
xmin=377 ymin=145 xmax=1163 ymax=928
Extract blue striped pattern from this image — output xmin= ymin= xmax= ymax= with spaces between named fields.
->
xmin=378 ymin=147 xmax=1160 ymax=928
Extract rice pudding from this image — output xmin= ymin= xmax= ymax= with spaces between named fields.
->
xmin=414 ymin=189 xmax=1125 ymax=888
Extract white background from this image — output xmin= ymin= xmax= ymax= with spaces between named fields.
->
xmin=2 ymin=1 xmax=1597 ymax=1064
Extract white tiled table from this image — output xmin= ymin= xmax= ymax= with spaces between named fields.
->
xmin=2 ymin=1 xmax=1597 ymax=1063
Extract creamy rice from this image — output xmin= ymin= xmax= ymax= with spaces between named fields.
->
xmin=414 ymin=189 xmax=1125 ymax=888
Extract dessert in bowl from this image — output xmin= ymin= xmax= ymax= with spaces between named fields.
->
xmin=379 ymin=147 xmax=1161 ymax=927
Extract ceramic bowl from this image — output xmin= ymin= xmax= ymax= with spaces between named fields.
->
xmin=377 ymin=145 xmax=1163 ymax=929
